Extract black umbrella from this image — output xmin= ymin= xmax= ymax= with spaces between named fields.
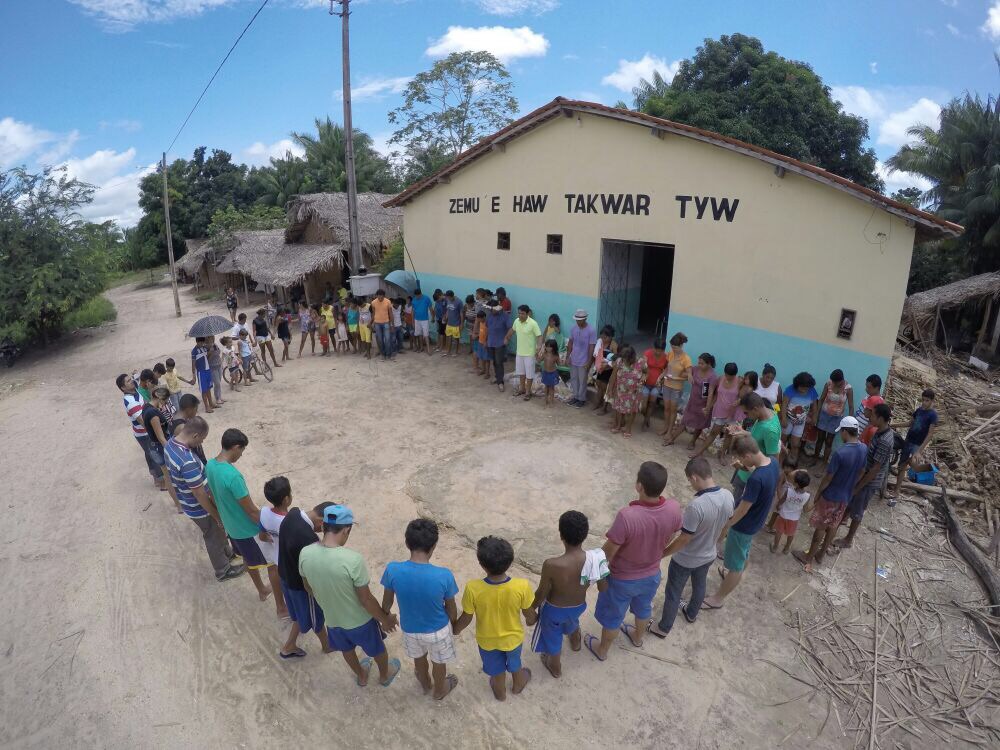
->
xmin=187 ymin=315 xmax=234 ymax=338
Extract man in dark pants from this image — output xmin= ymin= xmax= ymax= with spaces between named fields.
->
xmin=116 ymin=373 xmax=160 ymax=488
xmin=485 ymin=299 xmax=511 ymax=393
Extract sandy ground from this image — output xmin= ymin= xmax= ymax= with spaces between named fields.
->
xmin=0 ymin=280 xmax=993 ymax=749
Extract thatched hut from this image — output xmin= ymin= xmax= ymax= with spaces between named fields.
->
xmin=900 ymin=272 xmax=1000 ymax=360
xmin=177 ymin=238 xmax=232 ymax=290
xmin=284 ymin=192 xmax=402 ymax=301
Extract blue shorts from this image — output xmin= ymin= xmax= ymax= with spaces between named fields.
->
xmin=899 ymin=441 xmax=921 ymax=465
xmin=594 ymin=573 xmax=661 ymax=629
xmin=477 ymin=345 xmax=490 ymax=361
xmin=848 ymin=482 xmax=879 ymax=521
xmin=327 ymin=618 xmax=386 ymax=657
xmin=531 ymin=601 xmax=586 ymax=655
xmin=231 ymin=536 xmax=269 ymax=570
xmin=541 ymin=370 xmax=559 ymax=387
xmin=641 ymin=385 xmax=662 ymax=398
xmin=197 ymin=369 xmax=213 ymax=393
xmin=724 ymin=529 xmax=753 ymax=572
xmin=280 ymin=580 xmax=325 ymax=633
xmin=478 ymin=644 xmax=523 ymax=676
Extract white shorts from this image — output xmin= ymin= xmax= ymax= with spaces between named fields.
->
xmin=401 ymin=624 xmax=457 ymax=664
xmin=783 ymin=421 xmax=805 ymax=438
xmin=414 ymin=319 xmax=430 ymax=337
xmin=515 ymin=354 xmax=536 ymax=380
xmin=257 ymin=334 xmax=271 ymax=343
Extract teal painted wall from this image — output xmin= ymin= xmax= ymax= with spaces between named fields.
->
xmin=410 ymin=272 xmax=890 ymax=392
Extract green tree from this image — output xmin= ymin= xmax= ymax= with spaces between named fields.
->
xmin=291 ymin=118 xmax=398 ymax=195
xmin=887 ymin=93 xmax=1000 ymax=276
xmin=206 ymin=204 xmax=287 ymax=253
xmin=395 ymin=141 xmax=453 ymax=187
xmin=0 ymin=167 xmax=111 ymax=344
xmin=388 ymin=51 xmax=518 ymax=163
xmin=891 ymin=186 xmax=923 ymax=207
xmin=636 ymin=34 xmax=881 ymax=190
xmin=249 ymin=155 xmax=314 ymax=207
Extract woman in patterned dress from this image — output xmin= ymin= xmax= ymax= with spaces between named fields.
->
xmin=611 ymin=345 xmax=646 ymax=438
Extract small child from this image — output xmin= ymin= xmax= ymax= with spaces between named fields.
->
xmin=219 ymin=337 xmax=241 ymax=391
xmin=380 ymin=519 xmax=460 ymax=701
xmin=346 ymin=299 xmax=360 ymax=352
xmin=162 ymin=357 xmax=194 ymax=413
xmin=173 ymin=393 xmax=207 ymax=463
xmin=477 ymin=309 xmax=491 ymax=381
xmin=530 ymin=510 xmax=591 ymax=678
xmin=540 ymin=339 xmax=560 ymax=407
xmin=359 ymin=301 xmax=373 ymax=359
xmin=317 ymin=311 xmax=331 ymax=356
xmin=766 ymin=458 xmax=800 ymax=532
xmin=404 ymin=297 xmax=415 ymax=351
xmin=391 ymin=298 xmax=404 ymax=356
xmin=454 ymin=536 xmax=537 ymax=701
xmin=771 ymin=469 xmax=811 ymax=554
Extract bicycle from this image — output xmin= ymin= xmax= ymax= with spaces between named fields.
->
xmin=222 ymin=351 xmax=273 ymax=385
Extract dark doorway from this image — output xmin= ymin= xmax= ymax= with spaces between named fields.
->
xmin=598 ymin=240 xmax=675 ymax=346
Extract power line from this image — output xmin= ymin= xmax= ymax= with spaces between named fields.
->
xmin=164 ymin=0 xmax=271 ymax=155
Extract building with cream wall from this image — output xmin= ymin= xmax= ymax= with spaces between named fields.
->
xmin=386 ymin=99 xmax=960 ymax=392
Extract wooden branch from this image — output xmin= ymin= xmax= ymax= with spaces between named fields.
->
xmin=900 ymin=481 xmax=985 ymax=505
xmin=937 ymin=487 xmax=1000 ymax=608
xmin=965 ymin=407 xmax=1000 ymax=440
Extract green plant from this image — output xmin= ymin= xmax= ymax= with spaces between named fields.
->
xmin=375 ymin=236 xmax=404 ymax=275
xmin=63 ymin=295 xmax=117 ymax=331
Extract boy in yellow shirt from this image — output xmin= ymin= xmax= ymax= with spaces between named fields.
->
xmin=454 ymin=536 xmax=537 ymax=701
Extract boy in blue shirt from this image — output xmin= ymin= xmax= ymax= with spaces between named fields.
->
xmin=410 ymin=288 xmax=433 ymax=355
xmin=190 ymin=337 xmax=216 ymax=413
xmin=380 ymin=519 xmax=460 ymax=700
xmin=890 ymin=389 xmax=938 ymax=500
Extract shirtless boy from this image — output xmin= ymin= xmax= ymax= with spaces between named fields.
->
xmin=530 ymin=510 xmax=595 ymax=677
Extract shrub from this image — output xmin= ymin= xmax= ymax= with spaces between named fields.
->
xmin=63 ymin=295 xmax=117 ymax=332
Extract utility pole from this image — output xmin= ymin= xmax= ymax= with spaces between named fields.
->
xmin=333 ymin=0 xmax=363 ymax=277
xmin=161 ymin=152 xmax=182 ymax=318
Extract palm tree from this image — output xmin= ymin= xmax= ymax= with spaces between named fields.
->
xmin=887 ymin=93 xmax=1000 ymax=274
xmin=292 ymin=118 xmax=398 ymax=195
xmin=631 ymin=70 xmax=673 ymax=111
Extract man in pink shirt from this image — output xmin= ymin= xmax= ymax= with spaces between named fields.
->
xmin=585 ymin=461 xmax=681 ymax=661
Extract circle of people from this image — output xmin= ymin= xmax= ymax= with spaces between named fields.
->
xmin=112 ymin=282 xmax=942 ymax=700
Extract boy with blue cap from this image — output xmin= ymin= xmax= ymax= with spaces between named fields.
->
xmin=298 ymin=504 xmax=401 ymax=687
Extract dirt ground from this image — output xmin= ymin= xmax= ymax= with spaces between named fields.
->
xmin=1 ymin=280 xmax=994 ymax=749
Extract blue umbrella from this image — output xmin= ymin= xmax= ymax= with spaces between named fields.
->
xmin=187 ymin=315 xmax=234 ymax=338
xmin=384 ymin=270 xmax=419 ymax=294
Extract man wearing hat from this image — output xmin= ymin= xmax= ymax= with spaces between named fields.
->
xmin=298 ymin=505 xmax=402 ymax=687
xmin=564 ymin=309 xmax=596 ymax=407
xmin=793 ymin=415 xmax=867 ymax=571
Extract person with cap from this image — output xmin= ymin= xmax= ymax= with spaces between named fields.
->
xmin=833 ymin=402 xmax=895 ymax=549
xmin=298 ymin=504 xmax=402 ymax=688
xmin=565 ymin=309 xmax=596 ymax=407
xmin=792 ymin=415 xmax=867 ymax=571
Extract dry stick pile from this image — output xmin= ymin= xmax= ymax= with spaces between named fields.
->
xmin=765 ymin=522 xmax=1000 ymax=748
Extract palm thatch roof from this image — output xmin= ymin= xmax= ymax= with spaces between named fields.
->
xmin=285 ymin=192 xmax=402 ymax=267
xmin=210 ymin=229 xmax=346 ymax=288
xmin=177 ymin=238 xmax=211 ymax=275
xmin=901 ymin=272 xmax=1000 ymax=341
xmin=215 ymin=229 xmax=286 ymax=277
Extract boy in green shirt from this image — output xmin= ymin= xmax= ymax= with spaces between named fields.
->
xmin=298 ymin=505 xmax=401 ymax=688
xmin=205 ymin=428 xmax=287 ymax=619
xmin=503 ymin=305 xmax=542 ymax=401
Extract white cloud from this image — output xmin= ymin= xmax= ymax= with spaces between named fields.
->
xmin=57 ymin=148 xmax=156 ymax=225
xmin=562 ymin=52 xmax=579 ymax=61
xmin=877 ymin=98 xmax=941 ymax=148
xmin=983 ymin=1 xmax=1000 ymax=39
xmin=0 ymin=117 xmax=81 ymax=168
xmin=100 ymin=119 xmax=143 ymax=133
xmin=68 ymin=0 xmax=238 ymax=32
xmin=946 ymin=22 xmax=960 ymax=36
xmin=833 ymin=86 xmax=944 ymax=149
xmin=876 ymin=161 xmax=932 ymax=196
xmin=870 ymin=61 xmax=878 ymax=74
xmin=576 ymin=91 xmax=606 ymax=104
xmin=242 ymin=138 xmax=304 ymax=166
xmin=601 ymin=54 xmax=680 ymax=92
xmin=426 ymin=25 xmax=549 ymax=63
xmin=940 ymin=0 xmax=958 ymax=6
xmin=337 ymin=76 xmax=411 ymax=102
xmin=474 ymin=0 xmax=559 ymax=14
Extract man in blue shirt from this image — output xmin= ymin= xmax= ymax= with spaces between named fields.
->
xmin=432 ymin=290 xmax=447 ymax=352
xmin=442 ymin=290 xmax=464 ymax=357
xmin=164 ymin=417 xmax=245 ymax=581
xmin=793 ymin=416 xmax=867 ymax=571
xmin=890 ymin=389 xmax=938 ymax=500
xmin=485 ymin=300 xmax=511 ymax=392
xmin=704 ymin=433 xmax=780 ymax=609
xmin=380 ymin=519 xmax=460 ymax=700
xmin=411 ymin=288 xmax=433 ymax=355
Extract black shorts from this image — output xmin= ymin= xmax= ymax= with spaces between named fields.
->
xmin=437 ymin=322 xmax=447 ymax=335
xmin=231 ymin=536 xmax=269 ymax=569
xmin=597 ymin=369 xmax=613 ymax=383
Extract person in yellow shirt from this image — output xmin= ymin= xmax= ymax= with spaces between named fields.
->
xmin=454 ymin=536 xmax=536 ymax=701
xmin=163 ymin=357 xmax=194 ymax=412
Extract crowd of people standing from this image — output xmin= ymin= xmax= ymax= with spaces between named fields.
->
xmin=113 ymin=279 xmax=942 ymax=702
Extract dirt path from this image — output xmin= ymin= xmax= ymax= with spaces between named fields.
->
xmin=0 ymin=280 xmax=989 ymax=749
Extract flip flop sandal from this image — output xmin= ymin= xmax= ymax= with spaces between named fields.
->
xmin=380 ymin=657 xmax=402 ymax=687
xmin=357 ymin=657 xmax=373 ymax=686
xmin=434 ymin=674 xmax=459 ymax=700
xmin=717 ymin=566 xmax=727 ymax=580
xmin=583 ymin=633 xmax=605 ymax=661
xmin=279 ymin=647 xmax=307 ymax=660
xmin=619 ymin=623 xmax=643 ymax=648
xmin=539 ymin=653 xmax=559 ymax=678
xmin=645 ymin=622 xmax=668 ymax=639
xmin=681 ymin=604 xmax=697 ymax=624
xmin=701 ymin=601 xmax=723 ymax=611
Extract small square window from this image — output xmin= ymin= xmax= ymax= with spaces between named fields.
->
xmin=497 ymin=232 xmax=510 ymax=250
xmin=546 ymin=234 xmax=563 ymax=255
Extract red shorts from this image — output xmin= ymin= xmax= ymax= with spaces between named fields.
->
xmin=774 ymin=516 xmax=799 ymax=536
xmin=809 ymin=497 xmax=848 ymax=529
xmin=319 ymin=334 xmax=330 ymax=347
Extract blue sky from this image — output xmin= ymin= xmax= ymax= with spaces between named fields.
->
xmin=1 ymin=0 xmax=998 ymax=224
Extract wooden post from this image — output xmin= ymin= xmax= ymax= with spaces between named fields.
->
xmin=974 ymin=297 xmax=992 ymax=355
xmin=161 ymin=153 xmax=182 ymax=318
xmin=335 ymin=0 xmax=363 ymax=275
xmin=243 ymin=275 xmax=250 ymax=307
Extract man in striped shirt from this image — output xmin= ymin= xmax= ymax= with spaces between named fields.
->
xmin=165 ymin=417 xmax=245 ymax=581
xmin=117 ymin=373 xmax=160 ymax=487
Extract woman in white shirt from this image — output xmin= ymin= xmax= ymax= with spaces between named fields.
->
xmin=754 ymin=363 xmax=781 ymax=411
